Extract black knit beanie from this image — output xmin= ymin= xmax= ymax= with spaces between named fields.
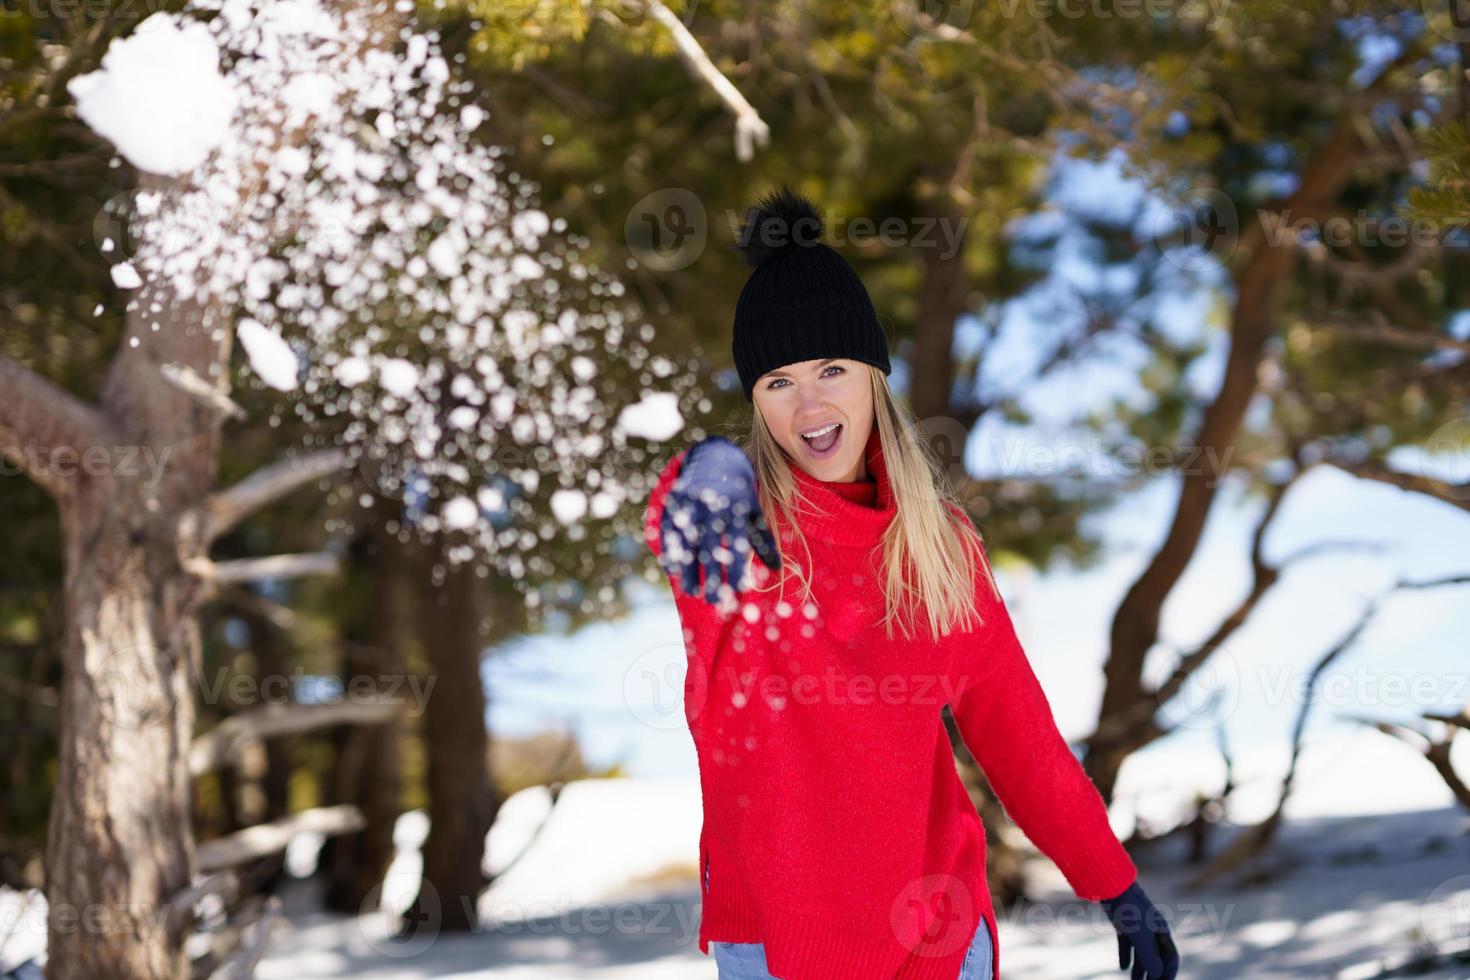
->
xmin=731 ymin=185 xmax=891 ymax=402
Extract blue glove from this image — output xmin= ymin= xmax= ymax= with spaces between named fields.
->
xmin=1100 ymin=880 xmax=1180 ymax=980
xmin=658 ymin=436 xmax=781 ymax=603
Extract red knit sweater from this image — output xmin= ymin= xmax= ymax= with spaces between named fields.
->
xmin=643 ymin=426 xmax=1137 ymax=980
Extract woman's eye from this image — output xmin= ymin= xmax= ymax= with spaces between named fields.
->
xmin=765 ymin=366 xmax=840 ymax=390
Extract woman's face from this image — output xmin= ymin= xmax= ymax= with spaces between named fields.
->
xmin=752 ymin=358 xmax=874 ymax=482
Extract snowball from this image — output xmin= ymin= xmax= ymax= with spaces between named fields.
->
xmin=110 ymin=262 xmax=142 ymax=289
xmin=441 ymin=496 xmax=479 ymax=530
xmin=570 ymin=356 xmax=597 ymax=382
xmin=378 ymin=357 xmax=420 ymax=397
xmin=236 ymin=318 xmax=299 ymax=391
xmin=590 ymin=491 xmax=619 ymax=519
xmin=549 ymin=488 xmax=587 ymax=525
xmin=68 ymin=14 xmax=238 ymax=176
xmin=333 ymin=356 xmax=371 ymax=388
xmin=476 ymin=485 xmax=505 ymax=512
xmin=511 ymin=255 xmax=543 ymax=280
xmin=447 ymin=406 xmax=480 ymax=430
xmin=616 ymin=392 xmax=683 ymax=441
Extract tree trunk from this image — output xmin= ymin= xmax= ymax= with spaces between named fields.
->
xmin=410 ymin=548 xmax=498 ymax=932
xmin=42 ymin=181 xmax=227 ymax=975
xmin=45 ymin=482 xmax=205 ymax=979
xmin=321 ymin=502 xmax=408 ymax=913
xmin=910 ymin=188 xmax=971 ymax=424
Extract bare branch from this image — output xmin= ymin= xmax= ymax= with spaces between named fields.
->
xmin=190 ymin=552 xmax=341 ymax=588
xmin=1330 ymin=460 xmax=1470 ymax=513
xmin=167 ymin=871 xmax=240 ymax=936
xmin=205 ymin=448 xmax=349 ymax=541
xmin=0 ymin=352 xmax=118 ymax=500
xmin=1395 ymin=571 xmax=1470 ymax=590
xmin=191 ymin=700 xmax=400 ymax=774
xmin=216 ymin=587 xmax=302 ymax=632
xmin=195 ymin=806 xmax=365 ymax=872
xmin=1188 ymin=569 xmax=1470 ymax=886
xmin=1186 ymin=596 xmax=1380 ymax=889
xmin=1090 ymin=468 xmax=1331 ymax=753
xmin=1298 ymin=235 xmax=1438 ymax=290
xmin=1309 ymin=312 xmax=1470 ymax=354
xmin=1425 ymin=709 xmax=1470 ymax=729
xmin=1342 ymin=713 xmax=1430 ymax=748
xmin=1346 ymin=713 xmax=1470 ymax=811
xmin=209 ymin=895 xmax=282 ymax=980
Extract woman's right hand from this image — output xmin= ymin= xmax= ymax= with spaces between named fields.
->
xmin=657 ymin=436 xmax=782 ymax=603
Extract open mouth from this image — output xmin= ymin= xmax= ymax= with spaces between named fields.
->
xmin=799 ymin=422 xmax=843 ymax=458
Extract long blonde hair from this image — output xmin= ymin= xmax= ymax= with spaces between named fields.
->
xmin=739 ymin=365 xmax=1001 ymax=644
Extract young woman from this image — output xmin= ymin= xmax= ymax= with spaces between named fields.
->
xmin=643 ymin=186 xmax=1180 ymax=980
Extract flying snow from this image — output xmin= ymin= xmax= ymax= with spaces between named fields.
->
xmin=74 ymin=0 xmax=703 ymax=586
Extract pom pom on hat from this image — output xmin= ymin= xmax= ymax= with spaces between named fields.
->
xmin=735 ymin=185 xmax=825 ymax=269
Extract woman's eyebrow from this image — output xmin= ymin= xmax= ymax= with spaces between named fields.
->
xmin=766 ymin=358 xmax=838 ymax=379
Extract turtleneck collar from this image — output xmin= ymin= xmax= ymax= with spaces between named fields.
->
xmin=785 ymin=425 xmax=896 ymax=546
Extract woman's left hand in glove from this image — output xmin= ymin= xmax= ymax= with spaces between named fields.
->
xmin=1099 ymin=879 xmax=1181 ymax=980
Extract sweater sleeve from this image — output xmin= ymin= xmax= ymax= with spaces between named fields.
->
xmin=946 ymin=519 xmax=1138 ymax=903
xmin=642 ymin=447 xmax=689 ymax=561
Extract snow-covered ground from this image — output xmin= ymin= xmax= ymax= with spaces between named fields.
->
xmin=2 ymin=773 xmax=1465 ymax=978
xmin=239 ymin=775 xmax=1470 ymax=980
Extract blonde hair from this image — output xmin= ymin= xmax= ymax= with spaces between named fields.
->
xmin=738 ymin=365 xmax=1001 ymax=644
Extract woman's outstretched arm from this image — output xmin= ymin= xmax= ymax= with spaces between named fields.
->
xmin=944 ymin=523 xmax=1138 ymax=903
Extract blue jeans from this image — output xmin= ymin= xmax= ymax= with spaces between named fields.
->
xmin=712 ymin=916 xmax=993 ymax=980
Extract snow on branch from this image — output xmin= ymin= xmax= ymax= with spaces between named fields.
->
xmin=639 ymin=0 xmax=770 ymax=161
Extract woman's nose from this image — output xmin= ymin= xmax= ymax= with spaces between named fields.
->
xmin=797 ymin=390 xmax=826 ymax=413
